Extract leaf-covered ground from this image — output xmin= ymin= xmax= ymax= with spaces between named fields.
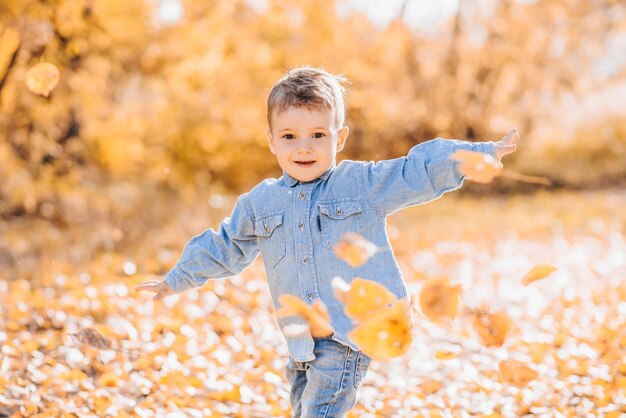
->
xmin=2 ymin=189 xmax=626 ymax=417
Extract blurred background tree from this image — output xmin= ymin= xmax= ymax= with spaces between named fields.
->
xmin=1 ymin=0 xmax=625 ymax=224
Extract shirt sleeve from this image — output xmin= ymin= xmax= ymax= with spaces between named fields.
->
xmin=360 ymin=138 xmax=497 ymax=216
xmin=164 ymin=193 xmax=259 ymax=293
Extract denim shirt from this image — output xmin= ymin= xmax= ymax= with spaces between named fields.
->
xmin=164 ymin=138 xmax=496 ymax=361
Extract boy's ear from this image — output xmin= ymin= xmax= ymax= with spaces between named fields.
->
xmin=336 ymin=126 xmax=349 ymax=153
xmin=265 ymin=128 xmax=276 ymax=154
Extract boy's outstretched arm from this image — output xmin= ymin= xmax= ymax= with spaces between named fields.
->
xmin=135 ymin=193 xmax=260 ymax=300
xmin=360 ymin=129 xmax=518 ymax=217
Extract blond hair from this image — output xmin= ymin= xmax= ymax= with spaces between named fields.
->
xmin=267 ymin=66 xmax=348 ymax=128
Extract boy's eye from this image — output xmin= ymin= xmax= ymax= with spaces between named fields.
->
xmin=313 ymin=132 xmax=325 ymax=139
xmin=282 ymin=134 xmax=295 ymax=140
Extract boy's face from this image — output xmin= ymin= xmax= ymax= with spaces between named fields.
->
xmin=265 ymin=106 xmax=349 ymax=183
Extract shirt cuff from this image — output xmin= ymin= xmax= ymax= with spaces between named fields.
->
xmin=164 ymin=265 xmax=196 ymax=293
xmin=475 ymin=141 xmax=497 ymax=159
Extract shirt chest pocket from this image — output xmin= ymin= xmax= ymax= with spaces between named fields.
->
xmin=254 ymin=211 xmax=286 ymax=268
xmin=318 ymin=199 xmax=363 ymax=250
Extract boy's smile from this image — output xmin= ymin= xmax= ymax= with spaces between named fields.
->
xmin=265 ymin=106 xmax=349 ymax=183
xmin=294 ymin=160 xmax=315 ymax=167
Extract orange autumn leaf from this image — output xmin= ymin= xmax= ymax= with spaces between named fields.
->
xmin=433 ymin=343 xmax=462 ymax=360
xmin=96 ymin=372 xmax=120 ymax=387
xmin=451 ymin=150 xmax=551 ymax=185
xmin=522 ymin=265 xmax=557 ymax=285
xmin=419 ymin=378 xmax=443 ymax=395
xmin=451 ymin=150 xmax=502 ymax=184
xmin=211 ymin=384 xmax=242 ymax=403
xmin=418 ymin=277 xmax=462 ymax=324
xmin=277 ymin=294 xmax=334 ymax=338
xmin=349 ymin=299 xmax=413 ymax=360
xmin=333 ymin=232 xmax=378 ymax=268
xmin=332 ymin=277 xmax=396 ymax=323
xmin=69 ymin=327 xmax=113 ymax=350
xmin=25 ymin=62 xmax=60 ymax=97
xmin=69 ymin=327 xmax=141 ymax=359
xmin=472 ymin=309 xmax=511 ymax=347
xmin=498 ymin=360 xmax=539 ymax=387
xmin=434 ymin=350 xmax=458 ymax=360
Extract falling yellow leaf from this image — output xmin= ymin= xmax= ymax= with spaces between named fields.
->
xmin=332 ymin=277 xmax=396 ymax=323
xmin=349 ymin=299 xmax=413 ymax=360
xmin=451 ymin=150 xmax=551 ymax=185
xmin=418 ymin=277 xmax=462 ymax=324
xmin=68 ymin=327 xmax=140 ymax=359
xmin=333 ymin=232 xmax=378 ymax=268
xmin=522 ymin=265 xmax=557 ymax=285
xmin=25 ymin=62 xmax=60 ymax=97
xmin=451 ymin=150 xmax=502 ymax=184
xmin=498 ymin=360 xmax=538 ymax=387
xmin=277 ymin=294 xmax=334 ymax=338
xmin=472 ymin=309 xmax=511 ymax=347
xmin=69 ymin=327 xmax=113 ymax=350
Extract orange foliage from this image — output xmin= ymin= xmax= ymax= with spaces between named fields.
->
xmin=451 ymin=150 xmax=502 ymax=184
xmin=2 ymin=191 xmax=626 ymax=415
xmin=498 ymin=360 xmax=539 ymax=388
xmin=0 ymin=0 xmax=623 ymax=222
xmin=349 ymin=299 xmax=413 ymax=361
xmin=521 ymin=265 xmax=557 ymax=285
xmin=276 ymin=294 xmax=334 ymax=338
xmin=333 ymin=233 xmax=378 ymax=268
xmin=332 ymin=276 xmax=396 ymax=323
xmin=451 ymin=150 xmax=551 ymax=185
xmin=472 ymin=309 xmax=511 ymax=348
xmin=1 ymin=0 xmax=626 ymax=414
xmin=418 ymin=277 xmax=462 ymax=324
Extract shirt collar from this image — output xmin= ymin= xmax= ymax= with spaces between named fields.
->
xmin=282 ymin=161 xmax=336 ymax=187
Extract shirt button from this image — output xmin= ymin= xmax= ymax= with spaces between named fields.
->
xmin=299 ymin=192 xmax=305 ymax=200
xmin=302 ymin=257 xmax=308 ymax=264
xmin=306 ymin=293 xmax=313 ymax=299
xmin=336 ymin=208 xmax=343 ymax=216
xmin=298 ymin=223 xmax=305 ymax=230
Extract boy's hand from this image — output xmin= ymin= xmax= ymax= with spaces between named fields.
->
xmin=135 ymin=279 xmax=174 ymax=301
xmin=494 ymin=128 xmax=519 ymax=165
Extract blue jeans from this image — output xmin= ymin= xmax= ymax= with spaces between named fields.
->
xmin=286 ymin=337 xmax=372 ymax=418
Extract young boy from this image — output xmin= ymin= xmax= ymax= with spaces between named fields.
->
xmin=136 ymin=66 xmax=518 ymax=417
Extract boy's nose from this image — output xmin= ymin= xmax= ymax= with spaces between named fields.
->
xmin=297 ymin=137 xmax=312 ymax=150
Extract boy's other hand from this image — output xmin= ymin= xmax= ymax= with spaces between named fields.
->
xmin=494 ymin=128 xmax=519 ymax=164
xmin=135 ymin=279 xmax=174 ymax=301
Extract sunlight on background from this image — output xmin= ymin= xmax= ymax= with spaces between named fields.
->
xmin=161 ymin=0 xmax=462 ymax=32
xmin=344 ymin=0 xmax=460 ymax=32
xmin=156 ymin=0 xmax=184 ymax=25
